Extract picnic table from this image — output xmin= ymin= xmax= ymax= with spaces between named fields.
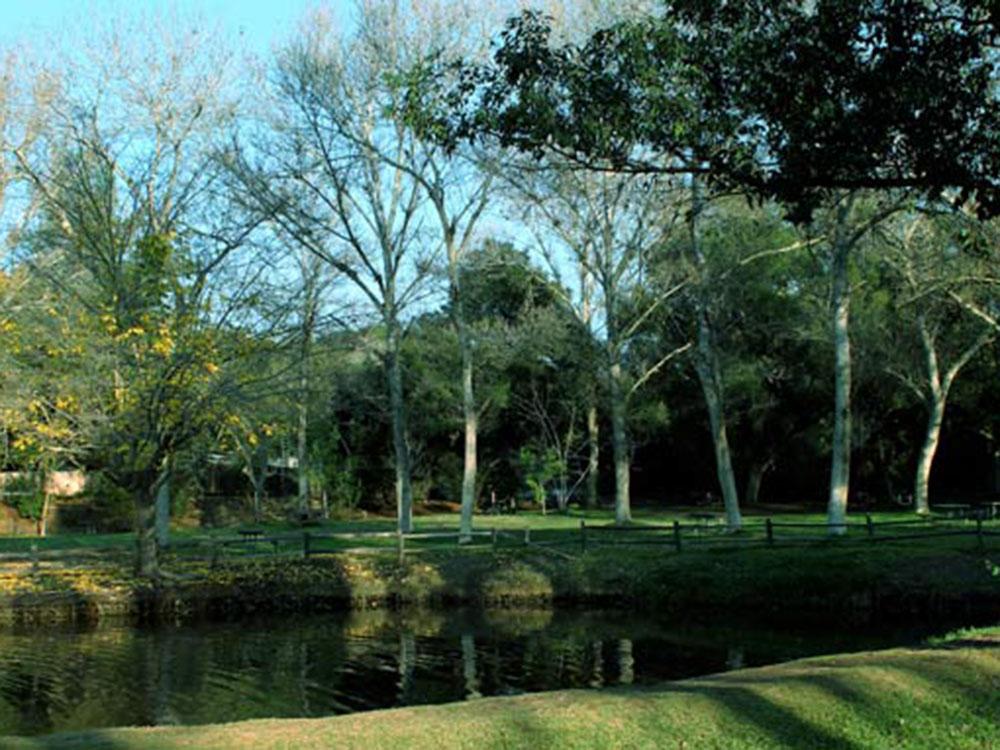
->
xmin=932 ymin=503 xmax=972 ymax=519
xmin=687 ymin=512 xmax=722 ymax=523
xmin=233 ymin=528 xmax=281 ymax=555
xmin=971 ymin=502 xmax=1000 ymax=520
xmin=686 ymin=512 xmax=723 ymax=534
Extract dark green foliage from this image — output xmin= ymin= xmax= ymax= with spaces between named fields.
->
xmin=0 ymin=474 xmax=43 ymax=521
xmin=456 ymin=240 xmax=559 ymax=324
xmin=84 ymin=472 xmax=134 ymax=532
xmin=411 ymin=2 xmax=1000 ymax=220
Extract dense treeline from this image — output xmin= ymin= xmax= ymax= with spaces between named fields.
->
xmin=0 ymin=1 xmax=998 ymax=575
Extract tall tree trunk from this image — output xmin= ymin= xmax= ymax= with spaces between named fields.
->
xmin=745 ymin=459 xmax=772 ymax=506
xmin=914 ymin=395 xmax=946 ymax=516
xmin=605 ymin=284 xmax=630 ymax=525
xmin=386 ymin=322 xmax=414 ymax=533
xmin=581 ymin=260 xmax=599 ymax=510
xmin=556 ymin=471 xmax=569 ymax=512
xmin=726 ymin=645 xmax=746 ymax=670
xmin=247 ymin=445 xmax=266 ymax=522
xmin=458 ymin=320 xmax=477 ymax=542
xmin=154 ymin=464 xmax=171 ymax=549
xmin=252 ymin=481 xmax=262 ymax=523
xmin=297 ymin=390 xmax=309 ymax=516
xmin=912 ymin=318 xmax=991 ymax=515
xmin=36 ymin=469 xmax=49 ymax=537
xmin=298 ymin=267 xmax=317 ymax=517
xmin=827 ymin=220 xmax=853 ymax=535
xmin=690 ymin=175 xmax=741 ymax=531
xmin=38 ymin=492 xmax=50 ymax=537
xmin=586 ymin=401 xmax=599 ymax=509
xmin=694 ymin=342 xmax=742 ymax=531
xmin=609 ymin=358 xmax=631 ymax=525
xmin=135 ymin=486 xmax=159 ymax=579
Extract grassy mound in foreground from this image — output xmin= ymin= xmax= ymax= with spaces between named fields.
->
xmin=5 ymin=643 xmax=998 ymax=749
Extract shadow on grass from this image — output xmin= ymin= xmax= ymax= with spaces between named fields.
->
xmin=670 ymin=648 xmax=999 ymax=748
xmin=657 ymin=679 xmax=866 ymax=749
xmin=4 ymin=729 xmax=135 ymax=749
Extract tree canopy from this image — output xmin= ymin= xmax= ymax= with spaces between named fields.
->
xmin=410 ymin=1 xmax=1000 ymax=220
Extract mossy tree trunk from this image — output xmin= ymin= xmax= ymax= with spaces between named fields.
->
xmin=826 ymin=205 xmax=853 ymax=536
xmin=456 ymin=295 xmax=478 ymax=543
xmin=689 ymin=176 xmax=742 ymax=531
xmin=386 ymin=317 xmax=414 ymax=534
xmin=154 ymin=462 xmax=171 ymax=549
xmin=912 ymin=315 xmax=993 ymax=514
xmin=135 ymin=485 xmax=159 ymax=579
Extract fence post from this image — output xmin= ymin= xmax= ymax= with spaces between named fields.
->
xmin=303 ymin=532 xmax=311 ymax=559
xmin=865 ymin=514 xmax=875 ymax=539
xmin=397 ymin=530 xmax=406 ymax=564
xmin=673 ymin=520 xmax=682 ymax=552
xmin=766 ymin=518 xmax=774 ymax=546
xmin=580 ymin=520 xmax=587 ymax=553
xmin=491 ymin=527 xmax=498 ymax=550
xmin=524 ymin=527 xmax=531 ymax=545
xmin=30 ymin=543 xmax=39 ymax=576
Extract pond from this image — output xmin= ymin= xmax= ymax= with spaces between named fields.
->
xmin=0 ymin=608 xmax=974 ymax=737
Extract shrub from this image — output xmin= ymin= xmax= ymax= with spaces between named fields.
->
xmin=0 ymin=473 xmax=44 ymax=520
xmin=479 ymin=560 xmax=554 ymax=604
xmin=85 ymin=472 xmax=134 ymax=532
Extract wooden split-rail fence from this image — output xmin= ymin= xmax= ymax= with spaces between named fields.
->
xmin=0 ymin=512 xmax=996 ymax=575
xmin=578 ymin=513 xmax=1000 ymax=552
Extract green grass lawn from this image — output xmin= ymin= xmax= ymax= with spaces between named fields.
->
xmin=1 ymin=506 xmax=994 ymax=557
xmin=4 ymin=638 xmax=998 ymax=749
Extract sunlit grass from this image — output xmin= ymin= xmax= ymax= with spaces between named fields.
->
xmin=1 ymin=506 xmax=994 ymax=555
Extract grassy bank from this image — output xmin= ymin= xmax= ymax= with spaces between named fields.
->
xmin=5 ymin=638 xmax=998 ymax=749
xmin=1 ymin=510 xmax=997 ymax=626
xmin=0 ymin=523 xmax=997 ymax=626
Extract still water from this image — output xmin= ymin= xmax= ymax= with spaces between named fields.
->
xmin=0 ymin=608 xmax=962 ymax=736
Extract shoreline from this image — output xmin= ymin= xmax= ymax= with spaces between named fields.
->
xmin=1 ymin=541 xmax=998 ymax=628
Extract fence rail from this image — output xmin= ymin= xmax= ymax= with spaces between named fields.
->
xmin=0 ymin=511 xmax=996 ymax=576
xmin=581 ymin=513 xmax=996 ymax=550
xmin=0 ymin=527 xmax=511 ymax=573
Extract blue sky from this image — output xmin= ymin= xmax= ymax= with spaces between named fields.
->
xmin=0 ymin=0 xmax=330 ymax=52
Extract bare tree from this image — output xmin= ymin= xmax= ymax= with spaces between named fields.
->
xmin=515 ymin=164 xmax=690 ymax=524
xmin=821 ymin=193 xmax=903 ymax=533
xmin=883 ymin=210 xmax=998 ymax=514
xmin=687 ymin=177 xmax=742 ymax=530
xmin=386 ymin=0 xmax=510 ymax=540
xmin=294 ymin=250 xmax=327 ymax=517
xmin=226 ymin=6 xmax=439 ymax=532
